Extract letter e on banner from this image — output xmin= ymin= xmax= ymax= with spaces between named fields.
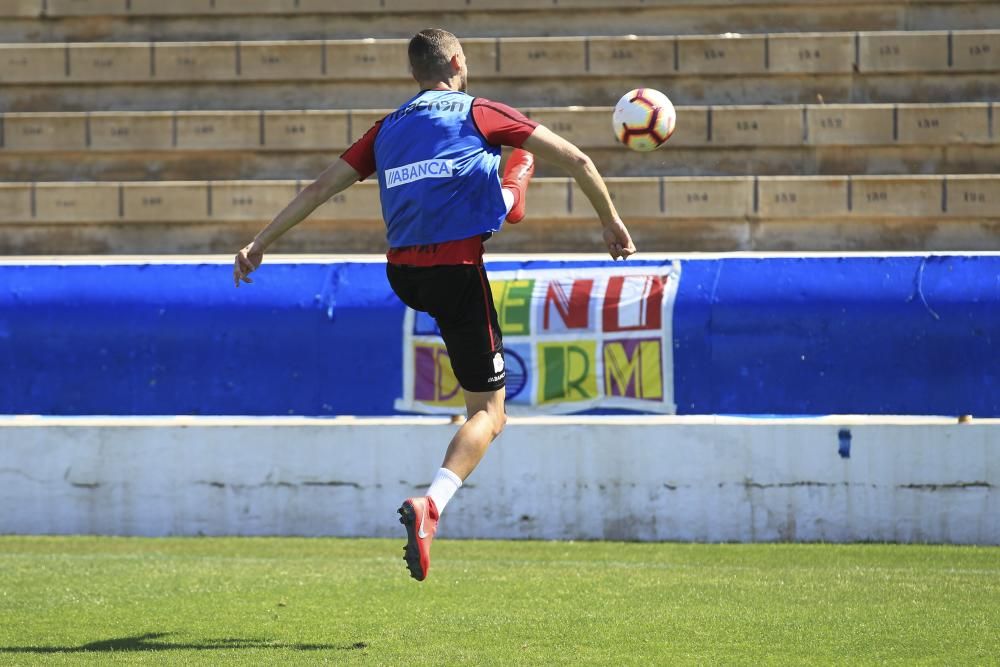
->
xmin=492 ymin=280 xmax=534 ymax=335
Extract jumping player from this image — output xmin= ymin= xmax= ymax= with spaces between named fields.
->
xmin=233 ymin=28 xmax=635 ymax=582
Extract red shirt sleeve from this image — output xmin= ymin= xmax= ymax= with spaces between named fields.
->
xmin=339 ymin=118 xmax=382 ymax=180
xmin=471 ymin=98 xmax=539 ymax=148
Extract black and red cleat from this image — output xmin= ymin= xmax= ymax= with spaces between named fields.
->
xmin=397 ymin=496 xmax=440 ymax=582
xmin=502 ymin=149 xmax=535 ymax=224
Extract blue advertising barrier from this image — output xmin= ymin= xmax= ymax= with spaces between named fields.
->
xmin=0 ymin=256 xmax=997 ymax=416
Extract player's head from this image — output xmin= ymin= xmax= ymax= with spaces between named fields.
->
xmin=408 ymin=28 xmax=467 ymax=92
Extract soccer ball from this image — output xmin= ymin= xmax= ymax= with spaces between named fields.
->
xmin=612 ymin=88 xmax=676 ymax=152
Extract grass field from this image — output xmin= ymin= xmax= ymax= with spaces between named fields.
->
xmin=1 ymin=537 xmax=997 ymax=665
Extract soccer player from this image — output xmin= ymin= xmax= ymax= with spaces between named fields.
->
xmin=233 ymin=28 xmax=635 ymax=581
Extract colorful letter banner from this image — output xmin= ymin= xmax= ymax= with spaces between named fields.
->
xmin=395 ymin=262 xmax=682 ymax=415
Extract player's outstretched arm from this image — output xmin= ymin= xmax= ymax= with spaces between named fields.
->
xmin=233 ymin=158 xmax=362 ymax=287
xmin=521 ymin=125 xmax=636 ymax=260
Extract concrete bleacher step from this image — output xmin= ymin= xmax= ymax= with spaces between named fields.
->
xmin=1 ymin=31 xmax=998 ymax=111
xmin=1 ymin=103 xmax=995 ymax=181
xmin=1 ymin=4 xmax=994 ymax=256
xmin=2 ymin=0 xmax=998 ymax=42
xmin=2 ymin=175 xmax=998 ymax=254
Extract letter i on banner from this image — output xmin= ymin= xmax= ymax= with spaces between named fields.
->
xmin=602 ymin=275 xmax=664 ymax=332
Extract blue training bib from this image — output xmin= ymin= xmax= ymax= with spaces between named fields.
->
xmin=374 ymin=90 xmax=507 ymax=248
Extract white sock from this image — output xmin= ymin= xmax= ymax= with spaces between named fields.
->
xmin=502 ymin=188 xmax=515 ymax=214
xmin=426 ymin=467 xmax=463 ymax=512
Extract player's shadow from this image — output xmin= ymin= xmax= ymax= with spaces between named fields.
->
xmin=0 ymin=632 xmax=367 ymax=653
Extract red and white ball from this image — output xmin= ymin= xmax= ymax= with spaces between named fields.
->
xmin=612 ymin=88 xmax=676 ymax=152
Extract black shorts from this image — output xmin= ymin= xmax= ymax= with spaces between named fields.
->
xmin=386 ymin=263 xmax=505 ymax=393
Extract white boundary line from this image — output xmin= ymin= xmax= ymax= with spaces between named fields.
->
xmin=1 ymin=415 xmax=995 ymax=427
xmin=2 ymin=251 xmax=1000 ymax=266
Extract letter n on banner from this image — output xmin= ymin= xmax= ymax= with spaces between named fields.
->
xmin=602 ymin=275 xmax=665 ymax=332
xmin=542 ymin=279 xmax=594 ymax=332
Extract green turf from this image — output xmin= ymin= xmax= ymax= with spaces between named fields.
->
xmin=0 ymin=537 xmax=997 ymax=665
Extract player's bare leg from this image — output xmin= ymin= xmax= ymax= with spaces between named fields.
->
xmin=399 ymin=387 xmax=506 ymax=581
xmin=442 ymin=386 xmax=507 ymax=479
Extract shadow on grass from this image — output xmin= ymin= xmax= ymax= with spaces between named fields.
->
xmin=0 ymin=632 xmax=367 ymax=653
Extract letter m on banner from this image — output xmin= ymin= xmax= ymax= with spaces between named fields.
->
xmin=604 ymin=339 xmax=663 ymax=400
xmin=602 ymin=275 xmax=666 ymax=332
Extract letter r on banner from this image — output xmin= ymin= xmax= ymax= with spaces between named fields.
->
xmin=538 ymin=341 xmax=598 ymax=403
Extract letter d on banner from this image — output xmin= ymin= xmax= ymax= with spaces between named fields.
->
xmin=413 ymin=343 xmax=463 ymax=407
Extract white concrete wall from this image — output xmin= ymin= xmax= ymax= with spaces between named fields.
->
xmin=1 ymin=416 xmax=997 ymax=544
